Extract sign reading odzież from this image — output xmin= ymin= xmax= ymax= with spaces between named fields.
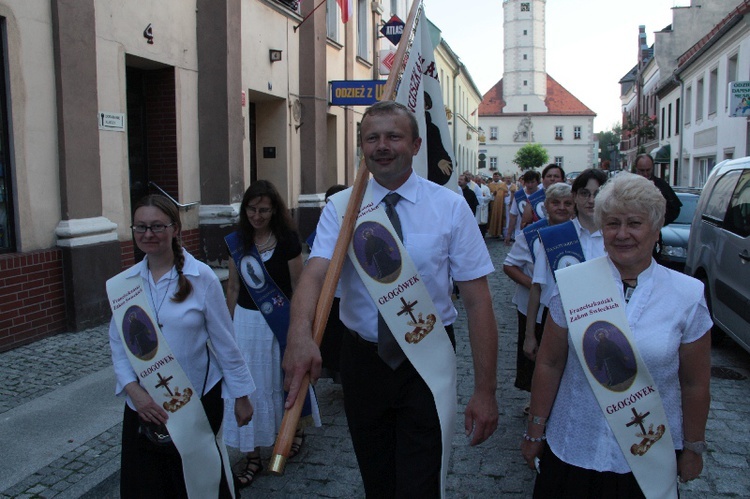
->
xmin=730 ymin=81 xmax=750 ymax=117
xmin=330 ymin=80 xmax=387 ymax=106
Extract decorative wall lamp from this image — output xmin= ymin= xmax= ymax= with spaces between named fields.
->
xmin=269 ymin=49 xmax=283 ymax=63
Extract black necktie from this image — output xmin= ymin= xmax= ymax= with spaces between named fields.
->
xmin=378 ymin=193 xmax=406 ymax=369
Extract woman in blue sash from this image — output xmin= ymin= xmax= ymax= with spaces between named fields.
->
xmin=521 ymin=173 xmax=712 ymax=497
xmin=223 ymin=180 xmax=320 ymax=488
xmin=109 ymin=195 xmax=255 ymax=498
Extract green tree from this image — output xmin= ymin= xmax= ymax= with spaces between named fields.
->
xmin=512 ymin=143 xmax=549 ymax=171
xmin=597 ymin=124 xmax=622 ymax=164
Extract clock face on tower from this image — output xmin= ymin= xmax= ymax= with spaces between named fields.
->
xmin=521 ymin=3 xmax=530 ymax=12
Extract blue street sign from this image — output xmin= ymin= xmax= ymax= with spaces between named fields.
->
xmin=330 ymin=80 xmax=387 ymax=106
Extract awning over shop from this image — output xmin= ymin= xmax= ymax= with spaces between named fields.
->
xmin=650 ymin=144 xmax=671 ymax=164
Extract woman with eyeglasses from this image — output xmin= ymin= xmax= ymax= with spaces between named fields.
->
xmin=109 ymin=194 xmax=255 ymax=498
xmin=223 ymin=180 xmax=320 ymax=488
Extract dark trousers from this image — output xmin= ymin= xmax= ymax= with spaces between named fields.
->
xmin=514 ymin=308 xmax=547 ymax=392
xmin=532 ymin=442 xmax=681 ymax=499
xmin=340 ymin=327 xmax=455 ymax=498
xmin=120 ymin=382 xmax=234 ymax=499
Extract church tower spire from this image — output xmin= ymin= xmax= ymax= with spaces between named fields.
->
xmin=502 ymin=0 xmax=548 ymax=113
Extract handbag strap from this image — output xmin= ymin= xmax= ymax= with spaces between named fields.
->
xmin=201 ymin=342 xmax=210 ymax=397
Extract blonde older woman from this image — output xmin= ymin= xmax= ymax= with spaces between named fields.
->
xmin=521 ymin=172 xmax=712 ymax=498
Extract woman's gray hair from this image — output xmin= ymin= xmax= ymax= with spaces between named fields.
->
xmin=594 ymin=172 xmax=666 ymax=230
xmin=544 ymin=182 xmax=572 ymax=201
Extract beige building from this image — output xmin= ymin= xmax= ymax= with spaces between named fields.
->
xmin=0 ymin=0 xmax=312 ymax=350
xmin=433 ymin=32 xmax=483 ymax=175
xmin=0 ymin=0 xmax=481 ymax=350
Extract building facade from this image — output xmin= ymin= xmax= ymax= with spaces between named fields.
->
xmin=657 ymin=0 xmax=750 ymax=187
xmin=0 ymin=0 xmax=309 ymax=350
xmin=618 ymin=0 xmax=746 ymax=184
xmin=478 ymin=0 xmax=596 ymax=177
xmin=0 ymin=0 xmax=482 ymax=350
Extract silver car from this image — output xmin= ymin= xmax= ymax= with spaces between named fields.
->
xmin=685 ymin=157 xmax=750 ymax=352
xmin=659 ymin=190 xmax=700 ymax=269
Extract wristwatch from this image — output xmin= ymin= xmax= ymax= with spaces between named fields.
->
xmin=683 ymin=440 xmax=708 ymax=454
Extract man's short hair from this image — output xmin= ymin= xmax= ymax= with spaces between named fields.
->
xmin=542 ymin=163 xmax=566 ymax=179
xmin=633 ymin=153 xmax=655 ymax=172
xmin=361 ymin=101 xmax=419 ymax=141
xmin=521 ymin=170 xmax=541 ymax=183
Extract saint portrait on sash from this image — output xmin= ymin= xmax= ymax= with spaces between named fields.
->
xmin=353 ymin=221 xmax=402 ymax=283
xmin=240 ymin=255 xmax=266 ymax=289
xmin=122 ymin=306 xmax=158 ymax=361
xmin=582 ymin=321 xmax=637 ymax=392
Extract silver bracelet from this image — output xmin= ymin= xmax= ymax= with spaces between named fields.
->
xmin=523 ymin=431 xmax=546 ymax=443
xmin=528 ymin=415 xmax=548 ymax=426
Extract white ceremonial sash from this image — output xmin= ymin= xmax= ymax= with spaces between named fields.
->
xmin=331 ymin=185 xmax=457 ymax=496
xmin=106 ymin=271 xmax=234 ymax=499
xmin=555 ymin=257 xmax=677 ymax=499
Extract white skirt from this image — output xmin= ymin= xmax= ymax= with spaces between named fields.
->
xmin=223 ymin=306 xmax=320 ymax=452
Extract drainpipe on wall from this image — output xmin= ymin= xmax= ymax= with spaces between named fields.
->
xmin=371 ymin=1 xmax=383 ymax=80
xmin=672 ymin=71 xmax=684 ymax=186
xmin=453 ymin=65 xmax=459 ymax=170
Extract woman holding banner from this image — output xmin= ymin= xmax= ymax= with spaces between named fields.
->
xmin=521 ymin=173 xmax=712 ymax=497
xmin=108 ymin=195 xmax=255 ymax=498
xmin=223 ymin=180 xmax=320 ymax=488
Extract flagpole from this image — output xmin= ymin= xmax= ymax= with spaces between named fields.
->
xmin=268 ymin=0 xmax=424 ymax=475
xmin=294 ymin=0 xmax=327 ymax=32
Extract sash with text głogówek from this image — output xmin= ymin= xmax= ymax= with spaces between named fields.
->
xmin=106 ymin=271 xmax=234 ymax=499
xmin=330 ymin=184 xmax=456 ymax=497
xmin=555 ymin=257 xmax=677 ymax=499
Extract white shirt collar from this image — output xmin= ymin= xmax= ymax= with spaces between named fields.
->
xmin=125 ymin=248 xmax=199 ymax=279
xmin=573 ymin=216 xmax=602 ymax=238
xmin=371 ymin=170 xmax=419 ymax=206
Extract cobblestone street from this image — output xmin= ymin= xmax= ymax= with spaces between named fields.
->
xmin=1 ymin=239 xmax=749 ymax=497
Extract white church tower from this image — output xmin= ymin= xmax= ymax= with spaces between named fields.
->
xmin=478 ymin=0 xmax=596 ymax=175
xmin=502 ymin=0 xmax=548 ymax=113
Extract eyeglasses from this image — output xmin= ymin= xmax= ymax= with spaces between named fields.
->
xmin=577 ymin=189 xmax=599 ymax=200
xmin=246 ymin=207 xmax=273 ymax=216
xmin=131 ymin=223 xmax=175 ymax=233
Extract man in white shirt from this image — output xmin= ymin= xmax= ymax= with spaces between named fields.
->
xmin=282 ymin=101 xmax=499 ymax=497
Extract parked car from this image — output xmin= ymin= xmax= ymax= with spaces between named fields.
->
xmin=685 ymin=156 xmax=750 ymax=353
xmin=659 ymin=190 xmax=699 ymax=269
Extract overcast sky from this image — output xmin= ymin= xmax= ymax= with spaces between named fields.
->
xmin=424 ymin=0 xmax=689 ymax=132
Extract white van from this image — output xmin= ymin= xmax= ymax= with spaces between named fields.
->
xmin=685 ymin=157 xmax=750 ymax=352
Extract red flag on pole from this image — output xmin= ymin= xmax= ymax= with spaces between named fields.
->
xmin=337 ymin=0 xmax=353 ymax=23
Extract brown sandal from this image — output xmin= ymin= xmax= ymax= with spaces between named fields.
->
xmin=288 ymin=429 xmax=305 ymax=459
xmin=235 ymin=455 xmax=263 ymax=488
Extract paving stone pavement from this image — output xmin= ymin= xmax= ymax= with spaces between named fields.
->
xmin=1 ymin=239 xmax=749 ymax=498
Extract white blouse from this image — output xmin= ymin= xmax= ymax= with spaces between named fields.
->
xmin=109 ymin=250 xmax=255 ymax=410
xmin=546 ymin=258 xmax=712 ymax=473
